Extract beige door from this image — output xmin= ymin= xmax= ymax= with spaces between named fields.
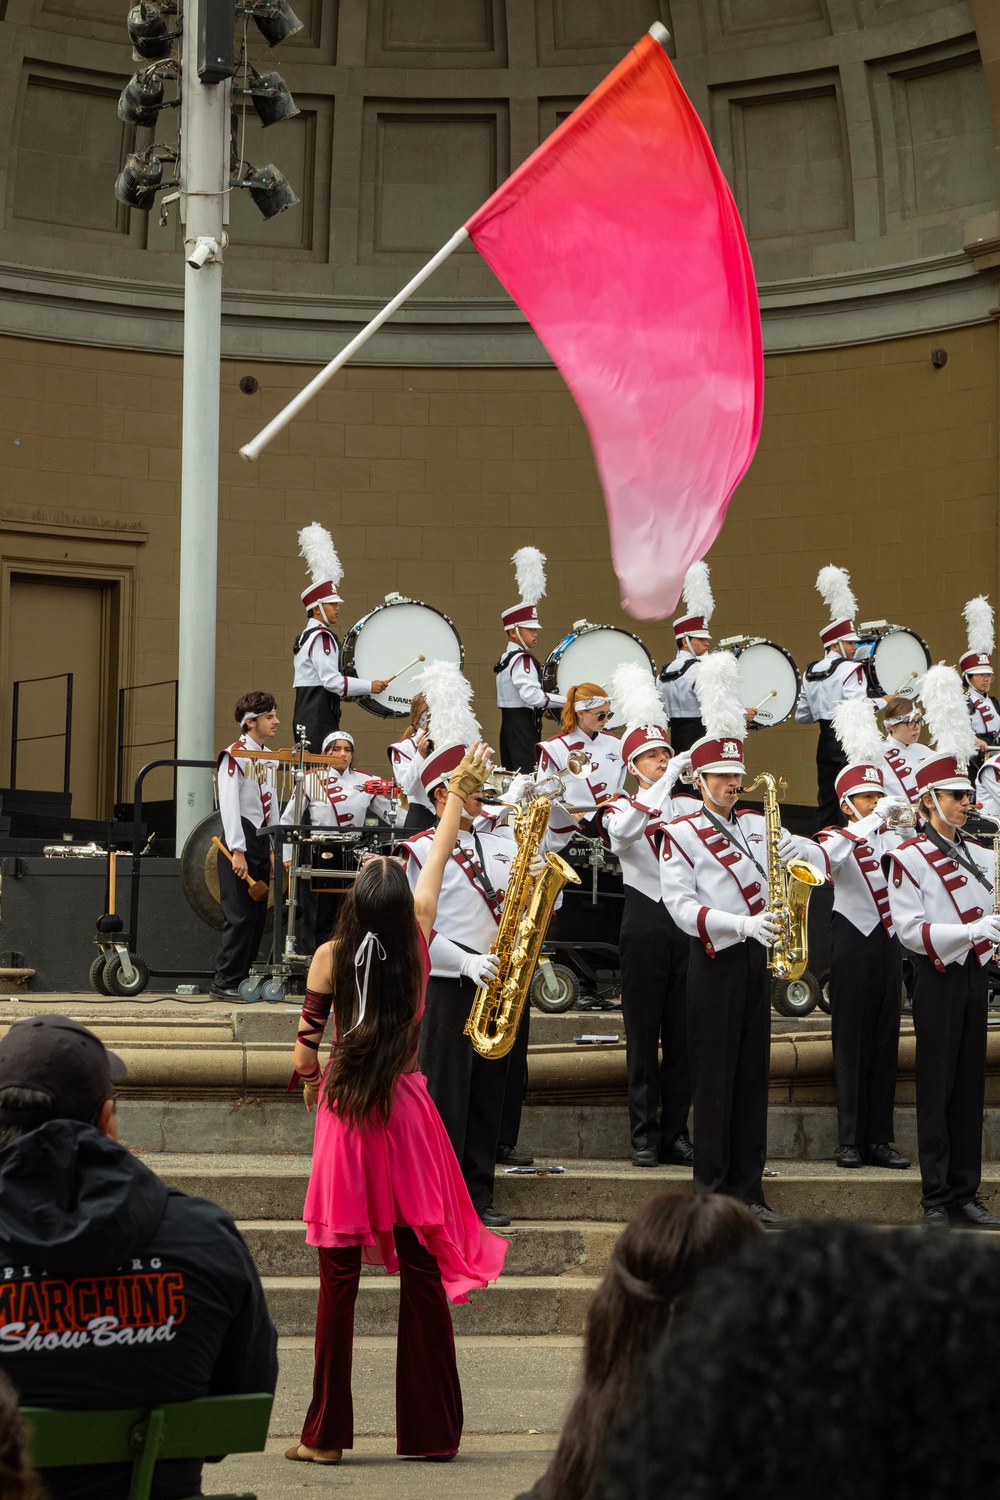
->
xmin=6 ymin=575 xmax=117 ymax=819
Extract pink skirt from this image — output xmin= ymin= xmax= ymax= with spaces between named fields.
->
xmin=303 ymin=1068 xmax=508 ymax=1304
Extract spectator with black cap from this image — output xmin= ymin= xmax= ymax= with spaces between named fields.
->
xmin=0 ymin=1014 xmax=277 ymax=1500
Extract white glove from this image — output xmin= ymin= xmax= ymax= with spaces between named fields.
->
xmin=460 ymin=951 xmax=501 ymax=985
xmin=874 ymin=796 xmax=908 ymax=824
xmin=776 ymin=832 xmax=798 ymax=866
xmin=528 ymin=852 xmax=548 ymax=879
xmin=741 ymin=911 xmax=783 ymax=946
xmin=968 ymin=915 xmax=1000 ymax=945
xmin=662 ymin=750 xmax=691 ymax=793
xmin=501 ymin=773 xmax=532 ymax=808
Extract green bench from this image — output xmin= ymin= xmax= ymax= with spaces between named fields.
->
xmin=22 ymin=1390 xmax=274 ymax=1500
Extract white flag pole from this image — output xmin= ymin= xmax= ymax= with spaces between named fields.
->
xmin=240 ymin=225 xmax=470 ymax=462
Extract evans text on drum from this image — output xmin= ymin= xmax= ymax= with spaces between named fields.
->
xmin=855 ymin=621 xmax=930 ymax=701
xmin=342 ymin=592 xmax=463 ymax=718
xmin=542 ymin=620 xmax=654 ymax=728
xmin=717 ymin=635 xmax=801 ymax=728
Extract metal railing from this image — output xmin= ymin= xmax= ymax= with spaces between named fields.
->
xmin=116 ymin=680 xmax=178 ymax=806
xmin=9 ymin=672 xmax=73 ymax=793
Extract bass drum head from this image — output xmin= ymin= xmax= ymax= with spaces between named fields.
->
xmin=869 ymin=628 xmax=930 ymax=700
xmin=732 ymin=641 xmax=800 ymax=728
xmin=343 ymin=599 xmax=463 ymax=719
xmin=179 ymin=811 xmax=278 ymax=932
xmin=544 ymin=627 xmax=654 ymax=729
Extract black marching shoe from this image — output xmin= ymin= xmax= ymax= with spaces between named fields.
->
xmin=479 ymin=1205 xmax=511 ymax=1228
xmin=834 ymin=1145 xmax=864 ymax=1169
xmin=922 ymin=1205 xmax=951 ymax=1229
xmin=951 ymin=1197 xmax=1000 ymax=1230
xmin=660 ymin=1132 xmax=695 ymax=1165
xmin=497 ymin=1144 xmax=534 ymax=1167
xmin=748 ymin=1202 xmax=790 ymax=1228
xmin=632 ymin=1147 xmax=659 ymax=1168
xmin=865 ymin=1143 xmax=911 ymax=1170
xmin=210 ymin=986 xmax=241 ymax=1000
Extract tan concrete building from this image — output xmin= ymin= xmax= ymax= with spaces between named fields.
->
xmin=1 ymin=0 xmax=998 ymax=819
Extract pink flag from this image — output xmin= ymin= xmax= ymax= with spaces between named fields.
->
xmin=465 ymin=29 xmax=762 ymax=621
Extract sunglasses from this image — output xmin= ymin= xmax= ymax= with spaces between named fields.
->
xmin=591 ymin=711 xmax=611 ymax=722
xmin=942 ymin=790 xmax=971 ymax=801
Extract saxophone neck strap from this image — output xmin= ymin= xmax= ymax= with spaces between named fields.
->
xmin=921 ymin=826 xmax=991 ymax=892
xmin=701 ymin=808 xmax=767 ymax=881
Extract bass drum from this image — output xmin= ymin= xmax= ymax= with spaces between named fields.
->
xmin=543 ymin=621 xmax=654 ymax=729
xmin=717 ymin=636 xmax=800 ymax=728
xmin=179 ymin=811 xmax=280 ymax=931
xmin=856 ymin=623 xmax=930 ymax=701
xmin=342 ymin=593 xmax=464 ymax=719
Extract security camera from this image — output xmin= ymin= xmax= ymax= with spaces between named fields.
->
xmin=186 ymin=236 xmax=218 ymax=270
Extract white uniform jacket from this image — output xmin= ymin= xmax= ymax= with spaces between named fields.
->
xmin=659 ymin=806 xmax=819 ymax=957
xmin=795 ymin=652 xmax=871 ymax=723
xmin=537 ymin=729 xmax=625 ymax=815
xmin=216 ymin=737 xmax=280 ymax=853
xmin=977 ymin=757 xmax=1000 ymax=818
xmin=495 ymin=642 xmax=565 ymax=713
xmin=292 ymin=620 xmax=372 ymax=701
xmin=280 ymin=767 xmax=393 ymax=860
xmin=657 ymin=650 xmax=701 ymax=719
xmin=600 ymin=778 xmax=679 ymax=902
xmin=394 ymin=747 xmax=435 ymax=816
xmin=968 ymin=689 xmax=1000 ymax=742
xmin=885 ymin=833 xmax=994 ymax=971
xmin=813 ymin=815 xmax=904 ymax=938
xmin=881 ymin=737 xmax=932 ymax=804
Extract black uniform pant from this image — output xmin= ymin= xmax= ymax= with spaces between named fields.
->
xmin=829 ymin=913 xmax=902 ymax=1147
xmin=498 ymin=1006 xmax=529 ymax=1152
xmin=419 ymin=975 xmax=509 ymax=1212
xmin=911 ymin=952 xmax=988 ymax=1210
xmin=214 ymin=819 xmax=270 ymax=989
xmin=667 ymin=717 xmax=704 ymax=755
xmin=687 ymin=937 xmax=769 ymax=1204
xmin=619 ymin=887 xmax=690 ymax=1153
xmin=500 ymin=707 xmax=541 ymax=774
xmin=816 ymin=719 xmax=847 ymax=830
xmin=294 ymin=685 xmax=341 ymax=752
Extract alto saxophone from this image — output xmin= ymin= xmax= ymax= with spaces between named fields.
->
xmin=744 ymin=771 xmax=826 ymax=982
xmin=464 ymin=756 xmax=587 ymax=1060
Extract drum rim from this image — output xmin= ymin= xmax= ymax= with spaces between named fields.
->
xmin=341 ymin=595 xmax=465 ymax=719
xmin=718 ymin=637 xmax=801 ymax=729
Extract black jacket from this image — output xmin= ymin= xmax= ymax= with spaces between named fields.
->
xmin=0 ymin=1120 xmax=278 ymax=1500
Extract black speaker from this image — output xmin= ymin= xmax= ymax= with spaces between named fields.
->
xmin=197 ymin=0 xmax=236 ymax=82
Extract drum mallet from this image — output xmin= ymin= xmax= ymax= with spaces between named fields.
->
xmin=384 ymin=652 xmax=425 ymax=686
xmin=752 ymin=690 xmax=777 ymax=711
xmin=889 ymin=670 xmax=918 ymax=698
xmin=211 ymin=837 xmax=269 ymax=902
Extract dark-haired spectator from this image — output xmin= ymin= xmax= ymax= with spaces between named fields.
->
xmin=0 ymin=1368 xmax=46 ymax=1500
xmin=517 ymin=1192 xmax=760 ymax=1500
xmin=593 ymin=1220 xmax=1000 ymax=1500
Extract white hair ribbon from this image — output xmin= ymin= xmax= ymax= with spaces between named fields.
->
xmin=347 ymin=930 xmax=385 ymax=1034
xmin=574 ymin=696 xmax=609 ymax=713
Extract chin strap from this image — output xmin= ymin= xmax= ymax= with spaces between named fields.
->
xmin=930 ymin=789 xmax=965 ymax=829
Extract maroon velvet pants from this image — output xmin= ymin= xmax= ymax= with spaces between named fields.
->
xmin=300 ymin=1225 xmax=463 ymax=1455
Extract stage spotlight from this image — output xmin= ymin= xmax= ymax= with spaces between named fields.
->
xmin=250 ymin=0 xmax=303 ymax=47
xmin=114 ymin=151 xmax=164 ymax=210
xmin=118 ymin=70 xmax=166 ymax=127
xmin=244 ymin=71 xmax=299 ymax=127
xmin=242 ymin=163 xmax=299 ymax=219
xmin=127 ymin=0 xmax=177 ymax=59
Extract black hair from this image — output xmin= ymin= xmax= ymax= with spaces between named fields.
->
xmin=0 ymin=1087 xmax=55 ymax=1152
xmin=234 ymin=690 xmax=276 ymax=724
xmin=0 ymin=1369 xmax=46 ymax=1499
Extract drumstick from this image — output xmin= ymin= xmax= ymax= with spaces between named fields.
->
xmin=752 ymin=690 xmax=777 ymax=711
xmin=211 ymin=836 xmax=269 ymax=902
xmin=384 ymin=653 xmax=425 ymax=686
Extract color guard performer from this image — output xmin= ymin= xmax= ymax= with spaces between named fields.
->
xmin=293 ymin=524 xmax=389 ymax=750
xmin=537 ymin=684 xmax=625 ymax=825
xmin=881 ymin=697 xmax=932 ymax=805
xmin=659 ymin=653 xmax=818 ymax=1224
xmin=795 ymin=565 xmax=877 ymax=828
xmin=885 ymin=664 xmax=1000 ymax=1229
xmin=212 ymin=692 xmax=281 ymax=999
xmin=602 ymin=663 xmax=693 ymax=1168
xmin=495 ymin=547 xmax=565 ymax=773
xmin=657 ymin=561 xmax=715 ymax=753
xmin=961 ymin=595 xmax=1000 ymax=751
xmin=812 ymin=701 xmax=910 ymax=1172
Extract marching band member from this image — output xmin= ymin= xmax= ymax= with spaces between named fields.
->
xmin=602 ymin=663 xmax=693 ymax=1168
xmin=977 ymin=750 xmax=1000 ymax=818
xmin=212 ymin=691 xmax=281 ymax=999
xmin=885 ymin=664 xmax=1000 ymax=1229
xmin=811 ymin=701 xmax=910 ymax=1172
xmin=387 ymin=694 xmax=435 ymax=832
xmin=495 ymin=547 xmax=566 ymax=773
xmin=537 ymin=684 xmax=625 ymax=824
xmin=796 ymin=565 xmax=876 ymax=828
xmin=880 ymin=697 xmax=932 ymax=805
xmin=657 ymin=561 xmax=714 ymax=753
xmin=293 ymin=523 xmax=389 ymax=750
xmin=961 ymin=595 xmax=1000 ymax=751
xmin=659 ymin=653 xmax=819 ymax=1225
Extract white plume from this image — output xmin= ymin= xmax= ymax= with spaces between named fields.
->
xmin=816 ymin=565 xmax=857 ymax=623
xmin=298 ymin=523 xmax=342 ymax=588
xmin=694 ymin=652 xmax=746 ymax=739
xmin=964 ymin=595 xmax=994 ymax=656
xmin=832 ymin=699 xmax=884 ymax=768
xmin=513 ymin=547 xmax=547 ymax=606
xmin=610 ymin=661 xmax=665 ymax=732
xmin=681 ymin=561 xmax=714 ymax=623
xmin=920 ymin=663 xmax=977 ymax=765
xmin=413 ymin=660 xmax=480 ymax=749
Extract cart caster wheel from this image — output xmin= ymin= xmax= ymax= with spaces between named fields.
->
xmin=238 ymin=975 xmax=262 ymax=1002
xmin=89 ymin=954 xmax=112 ymax=996
xmin=530 ymin=962 xmax=580 ymax=1014
xmin=261 ymin=978 xmax=286 ymax=1003
xmin=103 ymin=952 xmax=150 ymax=998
